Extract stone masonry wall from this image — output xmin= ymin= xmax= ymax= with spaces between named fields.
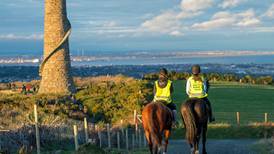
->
xmin=39 ymin=0 xmax=75 ymax=94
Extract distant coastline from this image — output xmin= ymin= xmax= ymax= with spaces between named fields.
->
xmin=0 ymin=51 xmax=274 ymax=65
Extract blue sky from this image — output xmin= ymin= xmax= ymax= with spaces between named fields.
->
xmin=0 ymin=0 xmax=274 ymax=55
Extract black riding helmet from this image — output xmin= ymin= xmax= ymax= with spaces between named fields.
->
xmin=191 ymin=65 xmax=201 ymax=75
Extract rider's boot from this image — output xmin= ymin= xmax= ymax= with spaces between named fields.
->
xmin=172 ymin=110 xmax=177 ymax=127
xmin=206 ymin=102 xmax=215 ymax=122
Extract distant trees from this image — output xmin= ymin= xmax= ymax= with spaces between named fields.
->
xmin=143 ymin=72 xmax=273 ymax=85
xmin=255 ymin=76 xmax=273 ymax=85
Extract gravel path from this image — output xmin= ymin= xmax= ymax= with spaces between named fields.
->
xmin=166 ymin=139 xmax=258 ymax=154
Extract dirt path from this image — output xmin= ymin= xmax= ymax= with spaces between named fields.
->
xmin=167 ymin=139 xmax=258 ymax=154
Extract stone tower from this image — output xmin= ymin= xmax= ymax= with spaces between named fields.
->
xmin=39 ymin=0 xmax=76 ymax=94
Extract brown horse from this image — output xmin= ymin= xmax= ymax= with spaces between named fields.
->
xmin=181 ymin=98 xmax=208 ymax=154
xmin=142 ymin=102 xmax=173 ymax=154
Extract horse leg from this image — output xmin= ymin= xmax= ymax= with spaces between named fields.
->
xmin=153 ymin=144 xmax=158 ymax=154
xmin=194 ymin=139 xmax=199 ymax=154
xmin=145 ymin=130 xmax=153 ymax=154
xmin=195 ymin=128 xmax=202 ymax=154
xmin=163 ymin=129 xmax=170 ymax=154
xmin=202 ymin=124 xmax=207 ymax=154
xmin=190 ymin=144 xmax=195 ymax=154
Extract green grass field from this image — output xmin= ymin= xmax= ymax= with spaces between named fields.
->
xmin=172 ymin=80 xmax=274 ymax=124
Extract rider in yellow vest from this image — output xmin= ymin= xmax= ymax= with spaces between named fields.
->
xmin=186 ymin=65 xmax=215 ymax=122
xmin=153 ymin=68 xmax=177 ymax=125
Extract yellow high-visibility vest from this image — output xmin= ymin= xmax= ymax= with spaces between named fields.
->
xmin=188 ymin=76 xmax=208 ymax=98
xmin=153 ymin=80 xmax=172 ymax=104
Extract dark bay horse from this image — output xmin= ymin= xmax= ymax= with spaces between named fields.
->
xmin=142 ymin=102 xmax=173 ymax=154
xmin=181 ymin=98 xmax=208 ymax=154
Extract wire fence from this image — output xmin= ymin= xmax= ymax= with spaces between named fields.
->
xmin=0 ymin=107 xmax=273 ymax=153
xmin=0 ymin=106 xmax=146 ymax=154
xmin=214 ymin=112 xmax=273 ymax=125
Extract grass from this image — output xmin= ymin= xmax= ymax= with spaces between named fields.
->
xmin=170 ymin=80 xmax=274 ymax=139
xmin=172 ymin=80 xmax=274 ymax=124
xmin=37 ymin=144 xmax=105 ymax=154
xmin=171 ymin=124 xmax=274 ymax=139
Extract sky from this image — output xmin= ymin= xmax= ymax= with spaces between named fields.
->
xmin=0 ymin=0 xmax=274 ymax=55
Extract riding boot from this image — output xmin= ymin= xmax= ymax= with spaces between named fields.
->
xmin=172 ymin=110 xmax=177 ymax=127
xmin=205 ymin=100 xmax=215 ymax=122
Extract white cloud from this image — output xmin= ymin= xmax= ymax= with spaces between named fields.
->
xmin=80 ymin=20 xmax=140 ymax=37
xmin=263 ymin=4 xmax=274 ymax=18
xmin=181 ymin=0 xmax=213 ymax=12
xmin=170 ymin=30 xmax=184 ymax=36
xmin=140 ymin=0 xmax=213 ymax=36
xmin=192 ymin=16 xmax=235 ymax=30
xmin=141 ymin=11 xmax=184 ymax=36
xmin=177 ymin=11 xmax=203 ymax=19
xmin=219 ymin=0 xmax=246 ymax=9
xmin=102 ymin=21 xmax=118 ymax=28
xmin=192 ymin=9 xmax=261 ymax=30
xmin=252 ymin=26 xmax=274 ymax=32
xmin=236 ymin=18 xmax=260 ymax=27
xmin=0 ymin=34 xmax=43 ymax=40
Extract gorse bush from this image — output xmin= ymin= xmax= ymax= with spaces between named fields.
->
xmin=75 ymin=75 xmax=153 ymax=123
xmin=0 ymin=93 xmax=79 ymax=129
xmin=0 ymin=75 xmax=153 ymax=128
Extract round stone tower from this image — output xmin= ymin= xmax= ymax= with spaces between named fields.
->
xmin=39 ymin=0 xmax=76 ymax=94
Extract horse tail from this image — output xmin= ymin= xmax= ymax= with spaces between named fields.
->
xmin=148 ymin=104 xmax=161 ymax=147
xmin=181 ymin=100 xmax=197 ymax=144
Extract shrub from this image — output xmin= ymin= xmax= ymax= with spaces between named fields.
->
xmin=75 ymin=75 xmax=153 ymax=123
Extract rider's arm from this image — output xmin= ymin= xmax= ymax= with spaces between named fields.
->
xmin=170 ymin=82 xmax=174 ymax=94
xmin=206 ymin=80 xmax=210 ymax=93
xmin=186 ymin=79 xmax=190 ymax=96
xmin=203 ymin=79 xmax=209 ymax=93
xmin=153 ymin=83 xmax=156 ymax=95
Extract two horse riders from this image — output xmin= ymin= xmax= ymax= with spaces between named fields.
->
xmin=152 ymin=65 xmax=215 ymax=123
xmin=147 ymin=65 xmax=214 ymax=153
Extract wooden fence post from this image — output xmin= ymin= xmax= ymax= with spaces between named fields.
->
xmin=97 ymin=125 xmax=102 ymax=148
xmin=135 ymin=127 xmax=138 ymax=146
xmin=120 ymin=120 xmax=124 ymax=136
xmin=84 ymin=118 xmax=89 ymax=143
xmin=73 ymin=125 xmax=79 ymax=151
xmin=236 ymin=112 xmax=240 ymax=126
xmin=132 ymin=134 xmax=135 ymax=150
xmin=117 ymin=132 xmax=120 ymax=150
xmin=138 ymin=128 xmax=141 ymax=148
xmin=143 ymin=132 xmax=147 ymax=147
xmin=107 ymin=123 xmax=111 ymax=149
xmin=126 ymin=128 xmax=129 ymax=151
xmin=134 ymin=110 xmax=138 ymax=132
xmin=264 ymin=113 xmax=268 ymax=123
xmin=134 ymin=110 xmax=137 ymax=124
xmin=34 ymin=104 xmax=41 ymax=154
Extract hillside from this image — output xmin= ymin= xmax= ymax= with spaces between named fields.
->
xmin=0 ymin=76 xmax=273 ymax=153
